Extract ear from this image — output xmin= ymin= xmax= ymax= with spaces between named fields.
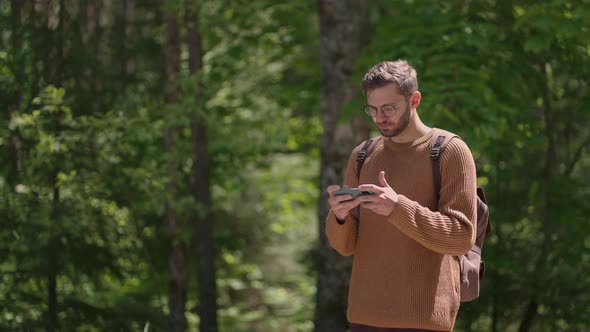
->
xmin=410 ymin=91 xmax=422 ymax=109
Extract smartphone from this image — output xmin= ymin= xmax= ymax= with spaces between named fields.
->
xmin=333 ymin=187 xmax=373 ymax=200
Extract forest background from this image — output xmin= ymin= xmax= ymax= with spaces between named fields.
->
xmin=1 ymin=0 xmax=589 ymax=331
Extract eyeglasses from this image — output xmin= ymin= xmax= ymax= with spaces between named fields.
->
xmin=363 ymin=93 xmax=413 ymax=118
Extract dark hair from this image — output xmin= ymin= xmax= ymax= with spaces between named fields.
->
xmin=361 ymin=60 xmax=418 ymax=95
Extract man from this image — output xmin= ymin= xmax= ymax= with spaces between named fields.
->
xmin=326 ymin=60 xmax=477 ymax=332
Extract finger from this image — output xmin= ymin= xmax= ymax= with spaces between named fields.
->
xmin=332 ymin=194 xmax=353 ymax=203
xmin=339 ymin=198 xmax=361 ymax=210
xmin=356 ymin=194 xmax=375 ymax=203
xmin=358 ymin=200 xmax=375 ymax=210
xmin=359 ymin=200 xmax=380 ymax=210
xmin=329 ymin=194 xmax=354 ymax=208
xmin=327 ymin=185 xmax=341 ymax=194
xmin=379 ymin=171 xmax=390 ymax=188
xmin=358 ymin=183 xmax=380 ymax=192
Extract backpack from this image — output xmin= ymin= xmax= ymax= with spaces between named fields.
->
xmin=356 ymin=130 xmax=491 ymax=302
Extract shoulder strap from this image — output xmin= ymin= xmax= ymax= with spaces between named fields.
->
xmin=356 ymin=136 xmax=381 ymax=180
xmin=430 ymin=129 xmax=458 ymax=206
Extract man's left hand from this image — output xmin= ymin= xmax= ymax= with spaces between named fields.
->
xmin=357 ymin=171 xmax=399 ymax=216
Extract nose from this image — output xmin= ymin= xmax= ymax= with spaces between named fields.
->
xmin=375 ymin=109 xmax=389 ymax=122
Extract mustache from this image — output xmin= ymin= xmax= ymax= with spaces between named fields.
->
xmin=377 ymin=121 xmax=394 ymax=126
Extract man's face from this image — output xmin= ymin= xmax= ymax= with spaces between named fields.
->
xmin=366 ymin=84 xmax=412 ymax=137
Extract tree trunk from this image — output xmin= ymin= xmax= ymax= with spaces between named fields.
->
xmin=92 ymin=1 xmax=102 ymax=94
xmin=518 ymin=297 xmax=537 ymax=332
xmin=47 ymin=1 xmax=67 ymax=330
xmin=113 ymin=0 xmax=128 ymax=85
xmin=186 ymin=3 xmax=218 ymax=332
xmin=10 ymin=0 xmax=24 ymax=174
xmin=518 ymin=62 xmax=557 ymax=332
xmin=47 ymin=267 xmax=58 ymax=332
xmin=125 ymin=0 xmax=136 ymax=77
xmin=48 ymin=185 xmax=60 ymax=332
xmin=315 ymin=1 xmax=372 ymax=331
xmin=10 ymin=0 xmax=23 ymax=110
xmin=164 ymin=10 xmax=187 ymax=332
xmin=491 ymin=290 xmax=499 ymax=332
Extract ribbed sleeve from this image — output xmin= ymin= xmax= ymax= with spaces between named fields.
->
xmin=386 ymin=139 xmax=477 ymax=255
xmin=326 ymin=211 xmax=358 ymax=256
xmin=325 ymin=142 xmax=364 ymax=256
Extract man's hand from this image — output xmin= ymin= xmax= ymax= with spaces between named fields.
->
xmin=357 ymin=171 xmax=399 ymax=216
xmin=327 ymin=185 xmax=362 ymax=221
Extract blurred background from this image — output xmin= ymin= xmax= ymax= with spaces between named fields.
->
xmin=1 ymin=0 xmax=589 ymax=331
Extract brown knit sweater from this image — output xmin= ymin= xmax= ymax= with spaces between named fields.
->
xmin=326 ymin=128 xmax=477 ymax=331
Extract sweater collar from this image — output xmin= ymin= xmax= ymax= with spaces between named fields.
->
xmin=384 ymin=127 xmax=437 ymax=152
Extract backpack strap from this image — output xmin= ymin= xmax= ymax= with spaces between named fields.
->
xmin=430 ymin=129 xmax=459 ymax=206
xmin=356 ymin=136 xmax=381 ymax=180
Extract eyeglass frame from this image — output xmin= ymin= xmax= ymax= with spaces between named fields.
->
xmin=362 ymin=92 xmax=415 ymax=118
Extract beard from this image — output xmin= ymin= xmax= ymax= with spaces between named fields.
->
xmin=376 ymin=103 xmax=411 ymax=137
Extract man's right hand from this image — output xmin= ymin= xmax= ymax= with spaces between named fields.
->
xmin=327 ymin=185 xmax=362 ymax=221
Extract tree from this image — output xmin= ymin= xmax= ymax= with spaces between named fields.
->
xmin=315 ymin=1 xmax=372 ymax=331
xmin=1 ymin=1 xmax=169 ymax=330
xmin=186 ymin=2 xmax=219 ymax=331
xmin=164 ymin=5 xmax=188 ymax=331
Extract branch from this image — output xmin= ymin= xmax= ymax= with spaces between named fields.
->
xmin=565 ymin=134 xmax=590 ymax=177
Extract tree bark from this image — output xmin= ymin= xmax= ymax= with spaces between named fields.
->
xmin=518 ymin=62 xmax=557 ymax=332
xmin=491 ymin=290 xmax=499 ymax=332
xmin=186 ymin=3 xmax=218 ymax=332
xmin=114 ymin=0 xmax=128 ymax=84
xmin=518 ymin=296 xmax=537 ymax=332
xmin=47 ymin=265 xmax=58 ymax=332
xmin=125 ymin=0 xmax=136 ymax=76
xmin=164 ymin=10 xmax=187 ymax=332
xmin=10 ymin=0 xmax=23 ymax=110
xmin=47 ymin=1 xmax=67 ymax=330
xmin=48 ymin=184 xmax=60 ymax=332
xmin=10 ymin=0 xmax=24 ymax=174
xmin=315 ymin=1 xmax=372 ymax=331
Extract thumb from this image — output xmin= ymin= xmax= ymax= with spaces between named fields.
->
xmin=379 ymin=171 xmax=390 ymax=187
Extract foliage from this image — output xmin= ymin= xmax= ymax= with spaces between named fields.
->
xmin=1 ymin=0 xmax=319 ymax=331
xmin=0 ymin=0 xmax=589 ymax=331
